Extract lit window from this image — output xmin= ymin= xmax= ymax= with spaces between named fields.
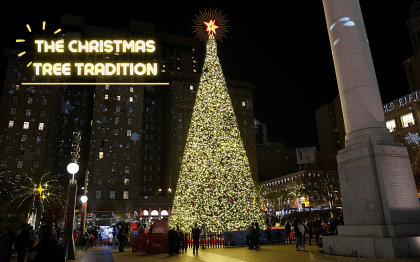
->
xmin=105 ymin=94 xmax=108 ymax=100
xmin=115 ymin=117 xmax=120 ymax=124
xmin=127 ymin=130 xmax=132 ymax=137
xmin=123 ymin=191 xmax=129 ymax=199
xmin=8 ymin=121 xmax=14 ymax=128
xmin=130 ymin=87 xmax=134 ymax=92
xmin=103 ymin=105 xmax=107 ymax=112
xmin=27 ymin=97 xmax=33 ymax=104
xmin=242 ymin=101 xmax=246 ymax=106
xmin=23 ymin=122 xmax=29 ymax=129
xmin=26 ymin=109 xmax=31 ymax=116
xmin=129 ymin=97 xmax=133 ymax=102
xmin=400 ymin=112 xmax=415 ymax=128
xmin=36 ymin=135 xmax=41 ymax=142
xmin=117 ymin=96 xmax=121 ymax=101
xmin=116 ymin=106 xmax=121 ymax=113
xmin=161 ymin=69 xmax=165 ymax=73
xmin=190 ymin=85 xmax=193 ymax=90
xmin=125 ymin=166 xmax=130 ymax=174
xmin=99 ymin=152 xmax=103 ymax=159
xmin=17 ymin=161 xmax=23 ymax=168
xmin=386 ymin=119 xmax=397 ymax=132
xmin=38 ymin=123 xmax=44 ymax=130
xmin=110 ymin=191 xmax=115 ymax=199
xmin=105 ymin=85 xmax=109 ymax=90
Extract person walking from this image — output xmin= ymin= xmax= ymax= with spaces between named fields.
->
xmin=112 ymin=225 xmax=118 ymax=246
xmin=200 ymin=224 xmax=207 ymax=249
xmin=167 ymin=227 xmax=177 ymax=256
xmin=174 ymin=225 xmax=182 ymax=254
xmin=265 ymin=226 xmax=271 ymax=244
xmin=284 ymin=221 xmax=291 ymax=243
xmin=191 ymin=223 xmax=200 ymax=255
xmin=246 ymin=223 xmax=256 ymax=250
xmin=312 ymin=217 xmax=320 ymax=244
xmin=27 ymin=225 xmax=64 ymax=262
xmin=294 ymin=221 xmax=301 ymax=251
xmin=254 ymin=222 xmax=261 ymax=249
xmin=117 ymin=229 xmax=126 ymax=252
xmin=81 ymin=232 xmax=89 ymax=251
xmin=0 ymin=230 xmax=12 ymax=262
xmin=308 ymin=219 xmax=313 ymax=245
xmin=298 ymin=220 xmax=306 ymax=250
xmin=15 ymin=224 xmax=30 ymax=262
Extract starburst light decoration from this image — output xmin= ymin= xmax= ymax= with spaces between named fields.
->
xmin=404 ymin=132 xmax=420 ymax=145
xmin=169 ymin=33 xmax=263 ymax=233
xmin=192 ymin=7 xmax=229 ymax=42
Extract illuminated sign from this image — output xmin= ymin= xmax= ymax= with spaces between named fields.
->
xmin=383 ymin=90 xmax=420 ymax=113
xmin=31 ymin=39 xmax=157 ymax=76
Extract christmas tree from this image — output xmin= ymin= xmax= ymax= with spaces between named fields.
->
xmin=169 ymin=32 xmax=264 ymax=232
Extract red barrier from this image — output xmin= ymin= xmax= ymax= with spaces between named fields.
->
xmin=132 ymin=233 xmax=168 ymax=254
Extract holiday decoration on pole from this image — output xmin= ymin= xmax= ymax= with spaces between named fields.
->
xmin=169 ymin=9 xmax=263 ymax=232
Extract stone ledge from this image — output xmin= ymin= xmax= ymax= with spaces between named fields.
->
xmin=309 ymin=249 xmax=420 ymax=262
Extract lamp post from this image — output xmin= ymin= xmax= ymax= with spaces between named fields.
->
xmin=79 ymin=195 xmax=87 ymax=245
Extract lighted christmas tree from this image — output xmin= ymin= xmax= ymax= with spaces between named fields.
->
xmin=169 ymin=10 xmax=264 ymax=232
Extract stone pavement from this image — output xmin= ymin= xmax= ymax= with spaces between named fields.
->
xmin=71 ymin=241 xmax=318 ymax=262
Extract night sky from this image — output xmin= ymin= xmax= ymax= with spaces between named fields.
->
xmin=1 ymin=1 xmax=416 ymax=149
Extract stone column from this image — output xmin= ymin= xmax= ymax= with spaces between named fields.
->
xmin=323 ymin=0 xmax=420 ymax=258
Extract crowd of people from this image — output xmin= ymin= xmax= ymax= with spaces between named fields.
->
xmin=167 ymin=223 xmax=207 ymax=255
xmin=0 ymin=222 xmax=64 ymax=262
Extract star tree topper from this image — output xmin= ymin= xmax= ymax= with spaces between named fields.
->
xmin=192 ymin=7 xmax=229 ymax=42
xmin=204 ymin=19 xmax=218 ymax=34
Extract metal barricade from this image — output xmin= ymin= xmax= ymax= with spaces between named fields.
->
xmin=132 ymin=233 xmax=168 ymax=254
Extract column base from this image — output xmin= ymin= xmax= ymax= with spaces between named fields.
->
xmin=323 ymin=235 xmax=420 ymax=258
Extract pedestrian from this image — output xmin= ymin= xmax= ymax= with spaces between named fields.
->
xmin=174 ymin=225 xmax=182 ymax=254
xmin=149 ymin=223 xmax=154 ymax=234
xmin=72 ymin=230 xmax=78 ymax=244
xmin=112 ymin=225 xmax=118 ymax=246
xmin=312 ymin=217 xmax=320 ymax=244
xmin=200 ymin=224 xmax=207 ymax=249
xmin=308 ymin=219 xmax=313 ymax=245
xmin=15 ymin=224 xmax=30 ymax=262
xmin=27 ymin=225 xmax=64 ymax=262
xmin=298 ymin=220 xmax=306 ymax=250
xmin=167 ymin=227 xmax=177 ymax=256
xmin=0 ymin=230 xmax=12 ymax=262
xmin=117 ymin=229 xmax=126 ymax=252
xmin=28 ymin=226 xmax=36 ymax=253
xmin=246 ymin=222 xmax=256 ymax=250
xmin=81 ymin=232 xmax=89 ymax=251
xmin=265 ymin=226 xmax=271 ymax=244
xmin=284 ymin=221 xmax=291 ymax=243
xmin=88 ymin=233 xmax=94 ymax=248
xmin=254 ymin=222 xmax=261 ymax=249
xmin=192 ymin=223 xmax=200 ymax=255
xmin=294 ymin=221 xmax=301 ymax=251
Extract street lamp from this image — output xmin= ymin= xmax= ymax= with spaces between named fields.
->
xmin=67 ymin=163 xmax=79 ymax=180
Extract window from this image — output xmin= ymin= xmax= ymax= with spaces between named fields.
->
xmin=31 ymin=76 xmax=36 ymax=81
xmin=105 ymin=94 xmax=108 ymax=100
xmin=242 ymin=101 xmax=246 ymax=106
xmin=123 ymin=191 xmax=129 ymax=199
xmin=243 ymin=111 xmax=247 ymax=115
xmin=386 ymin=119 xmax=397 ymax=132
xmin=145 ymin=135 xmax=149 ymax=141
xmin=178 ymin=157 xmax=183 ymax=163
xmin=32 ymin=162 xmax=39 ymax=168
xmin=41 ymin=99 xmax=47 ymax=105
xmin=125 ymin=166 xmax=130 ymax=173
xmin=157 ymin=176 xmax=160 ymax=181
xmin=97 ymin=164 xmax=103 ymax=172
xmin=144 ymin=175 xmax=147 ymax=181
xmin=27 ymin=97 xmax=33 ymax=104
xmin=103 ymin=105 xmax=108 ymax=112
xmin=10 ymin=108 xmax=16 ymax=115
xmin=110 ymin=191 xmax=115 ymax=199
xmin=115 ymin=117 xmax=120 ymax=124
xmin=158 ymin=136 xmax=161 ymax=141
xmin=23 ymin=122 xmax=29 ymax=129
xmin=19 ymin=147 xmax=25 ymax=155
xmin=149 ymin=165 xmax=153 ymax=171
xmin=25 ymin=109 xmax=31 ymax=116
xmin=116 ymin=106 xmax=121 ymax=113
xmin=179 ymin=145 xmax=184 ymax=152
xmin=113 ymin=153 xmax=118 ymax=160
xmin=101 ymin=128 xmax=106 ymax=135
xmin=178 ymin=134 xmax=183 ymax=140
xmin=130 ymin=87 xmax=134 ymax=92
xmin=145 ymin=145 xmax=149 ymax=150
xmin=127 ymin=130 xmax=132 ymax=137
xmin=96 ymin=191 xmax=102 ymax=199
xmin=117 ymin=96 xmax=121 ymax=101
xmin=40 ymin=111 xmax=46 ymax=117
xmin=126 ymin=141 xmax=131 ymax=148
xmin=99 ymin=152 xmax=103 ymax=159
xmin=179 ymin=113 xmax=184 ymax=119
xmin=34 ymin=148 xmax=40 ymax=155
xmin=112 ymin=140 xmax=118 ymax=147
xmin=113 ymin=129 xmax=119 ymax=135
xmin=128 ymin=118 xmax=133 ymax=125
xmin=96 ymin=177 xmax=102 ymax=185
xmin=15 ymin=174 xmax=21 ymax=183
xmin=179 ymin=123 xmax=184 ymax=129
xmin=5 ymin=134 xmax=11 ymax=141
xmin=8 ymin=121 xmax=14 ymax=128
xmin=36 ymin=135 xmax=41 ymax=142
xmin=149 ymin=175 xmax=153 ymax=181
xmin=124 ymin=178 xmax=129 ymax=186
xmin=12 ymin=96 xmax=18 ymax=102
xmin=149 ymin=155 xmax=153 ymax=160
xmin=129 ymin=97 xmax=133 ymax=102
xmin=2 ymin=147 xmax=10 ymax=154
xmin=125 ymin=153 xmax=131 ymax=160
xmin=157 ymin=166 xmax=161 ymax=171
xmin=105 ymin=85 xmax=109 ymax=90
xmin=38 ymin=123 xmax=44 ymax=130
xmin=17 ymin=161 xmax=23 ymax=169
xmin=150 ymin=135 xmax=153 ymax=141
xmin=111 ymin=165 xmax=117 ymax=172
xmin=21 ymin=135 xmax=28 ymax=141
xmin=110 ymin=177 xmax=116 ymax=186
xmin=144 ymin=155 xmax=148 ymax=161
xmin=128 ymin=107 xmax=133 ymax=114
xmin=190 ymin=85 xmax=194 ymax=90
xmin=401 ymin=112 xmax=415 ymax=128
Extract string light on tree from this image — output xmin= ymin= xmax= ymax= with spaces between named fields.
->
xmin=169 ymin=10 xmax=263 ymax=233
